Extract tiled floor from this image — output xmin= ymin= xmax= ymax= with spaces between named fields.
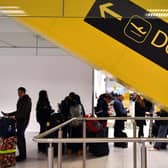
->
xmin=14 ymin=128 xmax=168 ymax=168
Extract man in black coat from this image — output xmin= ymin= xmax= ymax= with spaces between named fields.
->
xmin=3 ymin=87 xmax=32 ymax=161
xmin=154 ymin=109 xmax=168 ymax=150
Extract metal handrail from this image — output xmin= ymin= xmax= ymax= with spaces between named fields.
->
xmin=34 ymin=116 xmax=168 ymax=140
xmin=33 ymin=117 xmax=168 ymax=168
xmin=34 ymin=118 xmax=77 ymax=139
xmin=34 ymin=137 xmax=168 ymax=143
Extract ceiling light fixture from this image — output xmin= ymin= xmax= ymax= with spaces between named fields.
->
xmin=0 ymin=6 xmax=20 ymax=9
xmin=0 ymin=10 xmax=25 ymax=14
xmin=0 ymin=6 xmax=28 ymax=16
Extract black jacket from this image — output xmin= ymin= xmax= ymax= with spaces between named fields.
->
xmin=157 ymin=110 xmax=168 ymax=126
xmin=135 ymin=101 xmax=146 ymax=126
xmin=95 ymin=97 xmax=109 ymax=118
xmin=36 ymin=103 xmax=53 ymax=124
xmin=10 ymin=95 xmax=32 ymax=125
xmin=59 ymin=96 xmax=71 ymax=121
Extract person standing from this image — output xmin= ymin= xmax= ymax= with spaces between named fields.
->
xmin=135 ymin=95 xmax=146 ymax=137
xmin=36 ymin=90 xmax=54 ymax=153
xmin=113 ymin=94 xmax=128 ymax=148
xmin=67 ymin=94 xmax=85 ymax=155
xmin=154 ymin=109 xmax=168 ymax=150
xmin=2 ymin=87 xmax=32 ymax=161
xmin=95 ymin=93 xmax=112 ymax=137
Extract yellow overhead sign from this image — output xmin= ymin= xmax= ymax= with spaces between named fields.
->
xmin=1 ymin=0 xmax=168 ymax=107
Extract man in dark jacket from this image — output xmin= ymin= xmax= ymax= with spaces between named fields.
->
xmin=154 ymin=109 xmax=168 ymax=150
xmin=3 ymin=87 xmax=32 ymax=161
xmin=113 ymin=94 xmax=128 ymax=148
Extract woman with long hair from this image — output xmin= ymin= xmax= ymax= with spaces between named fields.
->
xmin=36 ymin=90 xmax=54 ymax=153
xmin=135 ymin=95 xmax=146 ymax=137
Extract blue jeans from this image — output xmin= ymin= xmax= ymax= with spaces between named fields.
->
xmin=154 ymin=125 xmax=168 ymax=149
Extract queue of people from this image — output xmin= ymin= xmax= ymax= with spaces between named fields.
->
xmin=1 ymin=87 xmax=168 ymax=163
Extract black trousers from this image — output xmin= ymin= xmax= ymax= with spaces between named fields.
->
xmin=114 ymin=120 xmax=125 ymax=137
xmin=67 ymin=126 xmax=83 ymax=152
xmin=17 ymin=122 xmax=28 ymax=159
xmin=138 ymin=125 xmax=144 ymax=138
xmin=38 ymin=123 xmax=47 ymax=152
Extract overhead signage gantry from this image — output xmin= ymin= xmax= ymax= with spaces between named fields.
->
xmin=0 ymin=0 xmax=168 ymax=107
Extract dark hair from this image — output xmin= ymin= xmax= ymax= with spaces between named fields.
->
xmin=69 ymin=92 xmax=76 ymax=98
xmin=36 ymin=90 xmax=51 ymax=110
xmin=74 ymin=94 xmax=81 ymax=104
xmin=103 ymin=93 xmax=112 ymax=100
xmin=70 ymin=94 xmax=81 ymax=106
xmin=18 ymin=87 xmax=26 ymax=93
xmin=39 ymin=90 xmax=48 ymax=98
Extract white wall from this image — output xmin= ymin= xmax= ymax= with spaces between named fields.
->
xmin=0 ymin=56 xmax=93 ymax=132
xmin=94 ymin=70 xmax=106 ymax=106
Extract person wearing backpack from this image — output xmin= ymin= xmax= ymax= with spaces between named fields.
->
xmin=67 ymin=94 xmax=85 ymax=155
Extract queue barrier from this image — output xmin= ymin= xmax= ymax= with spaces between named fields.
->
xmin=33 ymin=117 xmax=168 ymax=168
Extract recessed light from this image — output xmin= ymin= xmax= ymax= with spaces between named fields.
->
xmin=0 ymin=10 xmax=25 ymax=14
xmin=0 ymin=6 xmax=20 ymax=9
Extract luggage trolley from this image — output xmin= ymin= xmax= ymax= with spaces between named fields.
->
xmin=0 ymin=117 xmax=17 ymax=168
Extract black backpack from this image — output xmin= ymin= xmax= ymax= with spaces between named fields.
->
xmin=69 ymin=104 xmax=83 ymax=127
xmin=0 ymin=117 xmax=16 ymax=138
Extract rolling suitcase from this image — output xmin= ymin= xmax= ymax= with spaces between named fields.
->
xmin=88 ymin=128 xmax=109 ymax=157
xmin=0 ymin=137 xmax=17 ymax=168
xmin=0 ymin=117 xmax=16 ymax=167
xmin=46 ymin=113 xmax=65 ymax=156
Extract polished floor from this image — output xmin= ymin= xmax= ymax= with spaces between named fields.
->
xmin=14 ymin=128 xmax=167 ymax=168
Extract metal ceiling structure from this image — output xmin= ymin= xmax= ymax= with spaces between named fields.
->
xmin=0 ymin=17 xmax=69 ymax=56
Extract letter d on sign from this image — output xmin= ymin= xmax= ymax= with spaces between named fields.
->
xmin=151 ymin=30 xmax=168 ymax=48
xmin=166 ymin=45 xmax=168 ymax=54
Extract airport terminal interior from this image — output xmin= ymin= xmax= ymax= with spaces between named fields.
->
xmin=0 ymin=1 xmax=168 ymax=168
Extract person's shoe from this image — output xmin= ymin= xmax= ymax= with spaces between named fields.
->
xmin=153 ymin=146 xmax=160 ymax=151
xmin=16 ymin=156 xmax=26 ymax=162
xmin=114 ymin=143 xmax=128 ymax=148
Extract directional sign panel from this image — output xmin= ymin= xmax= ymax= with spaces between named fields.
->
xmin=85 ymin=0 xmax=168 ymax=70
xmin=1 ymin=0 xmax=168 ymax=107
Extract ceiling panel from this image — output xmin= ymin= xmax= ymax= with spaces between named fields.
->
xmin=0 ymin=48 xmax=36 ymax=56
xmin=0 ymin=32 xmax=36 ymax=47
xmin=38 ymin=48 xmax=70 ymax=56
xmin=0 ymin=17 xmax=30 ymax=32
xmin=0 ymin=17 xmax=71 ymax=56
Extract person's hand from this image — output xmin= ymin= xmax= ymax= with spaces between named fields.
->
xmin=1 ymin=111 xmax=8 ymax=116
xmin=146 ymin=112 xmax=151 ymax=116
xmin=125 ymin=108 xmax=129 ymax=113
